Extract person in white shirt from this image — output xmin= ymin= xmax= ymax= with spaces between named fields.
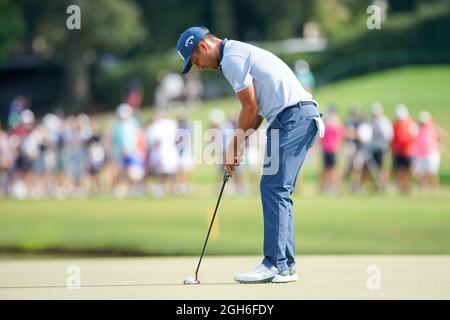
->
xmin=176 ymin=27 xmax=324 ymax=283
xmin=146 ymin=112 xmax=179 ymax=196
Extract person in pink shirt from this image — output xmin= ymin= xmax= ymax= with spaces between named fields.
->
xmin=414 ymin=111 xmax=445 ymax=192
xmin=320 ymin=108 xmax=344 ymax=193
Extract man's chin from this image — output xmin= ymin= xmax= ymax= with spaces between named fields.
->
xmin=201 ymin=65 xmax=218 ymax=71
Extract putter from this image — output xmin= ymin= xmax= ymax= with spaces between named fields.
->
xmin=184 ymin=171 xmax=230 ymax=285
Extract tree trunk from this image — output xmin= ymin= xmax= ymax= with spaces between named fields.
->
xmin=213 ymin=0 xmax=234 ymax=37
xmin=61 ymin=1 xmax=89 ymax=114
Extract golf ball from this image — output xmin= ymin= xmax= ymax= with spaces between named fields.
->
xmin=183 ymin=276 xmax=196 ymax=284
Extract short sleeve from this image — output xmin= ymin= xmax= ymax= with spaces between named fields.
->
xmin=221 ymin=55 xmax=253 ymax=93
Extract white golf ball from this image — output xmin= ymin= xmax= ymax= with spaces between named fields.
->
xmin=183 ymin=276 xmax=196 ymax=284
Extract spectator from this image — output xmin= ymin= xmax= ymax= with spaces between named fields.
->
xmin=353 ymin=115 xmax=373 ymax=193
xmin=344 ymin=106 xmax=364 ymax=192
xmin=126 ymin=127 xmax=147 ymax=196
xmin=154 ymin=71 xmax=185 ymax=110
xmin=392 ymin=104 xmax=418 ymax=193
xmin=63 ymin=115 xmax=86 ymax=196
xmin=183 ymin=71 xmax=204 ymax=106
xmin=175 ymin=114 xmax=194 ymax=195
xmin=14 ymin=110 xmax=37 ymax=198
xmin=7 ymin=95 xmax=28 ymax=130
xmin=369 ymin=103 xmax=393 ymax=190
xmin=52 ymin=110 xmax=67 ymax=198
xmin=146 ymin=112 xmax=179 ymax=196
xmin=123 ymin=78 xmax=144 ymax=110
xmin=111 ymin=103 xmax=141 ymax=197
xmin=413 ymin=111 xmax=443 ymax=192
xmin=10 ymin=108 xmax=34 ymax=139
xmin=86 ymin=119 xmax=105 ymax=195
xmin=0 ymin=126 xmax=14 ymax=196
xmin=294 ymin=60 xmax=315 ymax=93
xmin=319 ymin=107 xmax=344 ymax=194
xmin=42 ymin=113 xmax=63 ymax=196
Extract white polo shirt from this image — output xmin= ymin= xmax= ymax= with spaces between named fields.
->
xmin=220 ymin=39 xmax=313 ymax=124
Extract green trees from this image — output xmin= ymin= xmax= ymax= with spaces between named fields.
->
xmin=7 ymin=0 xmax=146 ymax=113
xmin=62 ymin=0 xmax=146 ymax=113
xmin=2 ymin=0 xmax=449 ymax=112
xmin=0 ymin=0 xmax=25 ymax=61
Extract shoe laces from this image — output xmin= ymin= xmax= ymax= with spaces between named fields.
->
xmin=252 ymin=264 xmax=269 ymax=273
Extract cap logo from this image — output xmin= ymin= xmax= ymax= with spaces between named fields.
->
xmin=185 ymin=35 xmax=194 ymax=47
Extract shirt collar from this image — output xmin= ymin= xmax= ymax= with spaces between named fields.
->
xmin=219 ymin=38 xmax=228 ymax=71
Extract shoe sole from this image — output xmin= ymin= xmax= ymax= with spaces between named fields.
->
xmin=234 ymin=274 xmax=298 ymax=284
xmin=234 ymin=276 xmax=275 ymax=284
xmin=271 ymin=273 xmax=298 ymax=283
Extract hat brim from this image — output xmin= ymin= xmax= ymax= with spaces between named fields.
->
xmin=181 ymin=54 xmax=193 ymax=74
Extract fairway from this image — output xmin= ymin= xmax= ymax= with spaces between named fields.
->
xmin=0 ymin=256 xmax=449 ymax=299
xmin=1 ymin=191 xmax=450 ymax=255
xmin=1 ymin=65 xmax=450 ymax=300
xmin=2 ymin=0 xmax=450 ymax=304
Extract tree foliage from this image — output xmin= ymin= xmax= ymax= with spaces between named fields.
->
xmin=82 ymin=0 xmax=146 ymax=52
xmin=0 ymin=0 xmax=25 ymax=61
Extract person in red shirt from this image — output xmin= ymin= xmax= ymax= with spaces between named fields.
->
xmin=391 ymin=104 xmax=418 ymax=193
xmin=123 ymin=78 xmax=144 ymax=110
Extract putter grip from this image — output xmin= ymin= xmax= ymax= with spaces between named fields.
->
xmin=223 ymin=172 xmax=230 ymax=182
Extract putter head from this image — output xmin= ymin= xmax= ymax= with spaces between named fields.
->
xmin=183 ymin=276 xmax=200 ymax=285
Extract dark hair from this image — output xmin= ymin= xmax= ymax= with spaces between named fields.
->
xmin=204 ymin=33 xmax=218 ymax=40
xmin=193 ymin=33 xmax=219 ymax=53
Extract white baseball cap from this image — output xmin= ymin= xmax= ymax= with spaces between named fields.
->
xmin=21 ymin=109 xmax=35 ymax=125
xmin=419 ymin=111 xmax=431 ymax=124
xmin=116 ymin=103 xmax=133 ymax=120
xmin=395 ymin=104 xmax=409 ymax=120
xmin=371 ymin=102 xmax=384 ymax=116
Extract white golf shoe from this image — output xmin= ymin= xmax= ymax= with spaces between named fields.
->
xmin=234 ymin=264 xmax=291 ymax=284
xmin=272 ymin=265 xmax=298 ymax=283
xmin=289 ymin=265 xmax=299 ymax=281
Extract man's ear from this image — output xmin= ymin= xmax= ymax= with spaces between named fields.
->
xmin=198 ymin=40 xmax=208 ymax=52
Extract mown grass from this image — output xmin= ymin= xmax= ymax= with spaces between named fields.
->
xmin=0 ymin=192 xmax=449 ymax=255
xmin=1 ymin=65 xmax=449 ymax=256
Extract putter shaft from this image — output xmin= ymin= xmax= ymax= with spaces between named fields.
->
xmin=195 ymin=172 xmax=229 ymax=281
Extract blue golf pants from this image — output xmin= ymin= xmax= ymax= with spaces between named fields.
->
xmin=261 ymin=102 xmax=320 ymax=272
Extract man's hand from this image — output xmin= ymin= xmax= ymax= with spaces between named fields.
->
xmin=224 ymin=163 xmax=235 ymax=177
xmin=223 ymin=136 xmax=243 ymax=177
xmin=223 ymin=148 xmax=236 ymax=177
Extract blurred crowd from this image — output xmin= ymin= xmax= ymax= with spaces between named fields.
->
xmin=318 ymin=103 xmax=446 ymax=194
xmin=0 ymin=95 xmax=197 ymax=199
xmin=0 ymin=94 xmax=265 ymax=199
xmin=0 ymin=94 xmax=446 ymax=199
xmin=0 ymin=72 xmax=208 ymax=200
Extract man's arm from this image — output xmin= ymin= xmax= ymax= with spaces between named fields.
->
xmin=236 ymin=84 xmax=263 ymax=131
xmin=224 ymin=83 xmax=263 ymax=176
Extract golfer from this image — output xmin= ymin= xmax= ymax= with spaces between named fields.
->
xmin=176 ymin=26 xmax=324 ymax=283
